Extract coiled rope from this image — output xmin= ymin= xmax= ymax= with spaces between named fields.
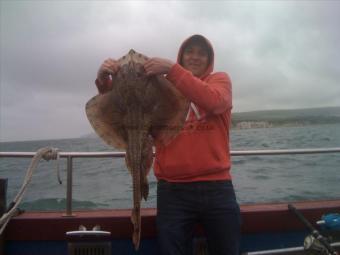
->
xmin=0 ymin=147 xmax=62 ymax=235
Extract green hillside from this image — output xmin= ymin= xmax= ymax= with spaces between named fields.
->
xmin=231 ymin=106 xmax=340 ymax=128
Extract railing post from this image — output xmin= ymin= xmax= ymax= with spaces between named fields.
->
xmin=63 ymin=156 xmax=75 ymax=217
xmin=0 ymin=178 xmax=8 ymax=254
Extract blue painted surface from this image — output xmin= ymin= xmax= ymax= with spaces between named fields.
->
xmin=5 ymin=239 xmax=159 ymax=255
xmin=5 ymin=241 xmax=67 ymax=255
xmin=5 ymin=232 xmax=308 ymax=255
xmin=240 ymin=231 xmax=307 ymax=252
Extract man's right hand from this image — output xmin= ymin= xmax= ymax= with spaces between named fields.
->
xmin=97 ymin=58 xmax=120 ymax=82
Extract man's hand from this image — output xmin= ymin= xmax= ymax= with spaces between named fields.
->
xmin=144 ymin=58 xmax=174 ymax=76
xmin=97 ymin=58 xmax=120 ymax=82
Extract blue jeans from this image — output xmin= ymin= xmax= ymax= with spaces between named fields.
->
xmin=157 ymin=180 xmax=241 ymax=255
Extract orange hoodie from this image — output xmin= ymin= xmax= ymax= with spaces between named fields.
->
xmin=95 ymin=35 xmax=232 ymax=182
xmin=154 ymin=35 xmax=233 ymax=182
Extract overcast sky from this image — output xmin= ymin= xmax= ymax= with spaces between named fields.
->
xmin=1 ymin=1 xmax=339 ymax=142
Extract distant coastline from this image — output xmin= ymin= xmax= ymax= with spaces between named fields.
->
xmin=83 ymin=106 xmax=340 ymax=134
xmin=231 ymin=106 xmax=340 ymax=129
xmin=1 ymin=106 xmax=340 ymax=143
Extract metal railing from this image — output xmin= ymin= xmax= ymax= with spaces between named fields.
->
xmin=1 ymin=147 xmax=340 ymax=216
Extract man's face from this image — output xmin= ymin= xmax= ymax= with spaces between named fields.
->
xmin=182 ymin=44 xmax=209 ymax=77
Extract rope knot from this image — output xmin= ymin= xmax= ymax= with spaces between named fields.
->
xmin=40 ymin=147 xmax=62 ymax=184
xmin=42 ymin=147 xmax=59 ymax=161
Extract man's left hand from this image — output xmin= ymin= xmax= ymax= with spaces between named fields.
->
xmin=144 ymin=58 xmax=174 ymax=76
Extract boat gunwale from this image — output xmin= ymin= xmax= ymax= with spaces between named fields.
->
xmin=5 ymin=199 xmax=340 ymax=240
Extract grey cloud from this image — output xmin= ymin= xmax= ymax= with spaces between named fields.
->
xmin=1 ymin=1 xmax=340 ymax=142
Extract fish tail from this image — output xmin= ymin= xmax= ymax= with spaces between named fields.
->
xmin=127 ymin=135 xmax=142 ymax=250
xmin=126 ymin=110 xmax=144 ymax=250
xmin=131 ymin=206 xmax=141 ymax=250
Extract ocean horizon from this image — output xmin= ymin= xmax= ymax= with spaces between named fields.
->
xmin=1 ymin=123 xmax=340 ymax=211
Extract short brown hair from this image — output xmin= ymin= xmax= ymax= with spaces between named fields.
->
xmin=180 ymin=35 xmax=212 ymax=65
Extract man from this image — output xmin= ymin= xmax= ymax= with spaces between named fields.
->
xmin=96 ymin=34 xmax=241 ymax=255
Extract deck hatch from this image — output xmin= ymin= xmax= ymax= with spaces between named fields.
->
xmin=68 ymin=242 xmax=111 ymax=255
xmin=66 ymin=226 xmax=111 ymax=255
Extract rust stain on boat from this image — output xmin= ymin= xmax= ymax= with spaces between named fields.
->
xmin=85 ymin=49 xmax=189 ymax=249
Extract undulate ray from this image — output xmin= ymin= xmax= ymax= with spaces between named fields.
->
xmin=86 ymin=49 xmax=189 ymax=250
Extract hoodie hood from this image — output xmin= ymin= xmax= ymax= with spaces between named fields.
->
xmin=177 ymin=34 xmax=214 ymax=79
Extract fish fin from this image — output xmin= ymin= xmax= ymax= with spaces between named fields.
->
xmin=141 ymin=176 xmax=149 ymax=201
xmin=140 ymin=135 xmax=152 ymax=201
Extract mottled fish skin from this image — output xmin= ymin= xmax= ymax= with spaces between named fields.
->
xmin=119 ymin=53 xmax=151 ymax=250
xmin=124 ymin=107 xmax=150 ymax=250
xmin=85 ymin=49 xmax=189 ymax=250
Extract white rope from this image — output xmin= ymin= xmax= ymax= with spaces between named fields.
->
xmin=0 ymin=147 xmax=61 ymax=235
xmin=42 ymin=147 xmax=62 ymax=184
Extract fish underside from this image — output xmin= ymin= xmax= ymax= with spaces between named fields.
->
xmin=86 ymin=50 xmax=189 ymax=250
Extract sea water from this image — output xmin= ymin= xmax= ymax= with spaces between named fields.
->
xmin=0 ymin=124 xmax=339 ymax=211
